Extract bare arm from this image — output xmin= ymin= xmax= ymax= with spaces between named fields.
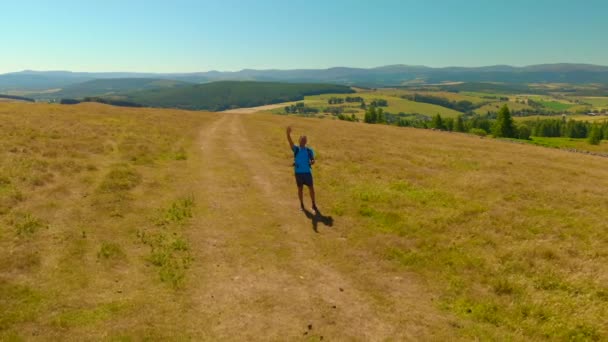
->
xmin=286 ymin=126 xmax=294 ymax=149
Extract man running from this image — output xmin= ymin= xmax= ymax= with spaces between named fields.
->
xmin=286 ymin=126 xmax=318 ymax=213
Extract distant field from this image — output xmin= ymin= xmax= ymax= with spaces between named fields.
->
xmin=513 ymin=115 xmax=564 ymax=122
xmin=284 ymin=92 xmax=463 ymax=119
xmin=513 ymin=114 xmax=608 ymax=123
xmin=274 ymin=87 xmax=607 ymax=120
xmin=519 ymin=136 xmax=608 ymax=153
xmin=569 ymin=114 xmax=608 ymax=122
xmin=536 ymin=100 xmax=574 ymax=111
xmin=577 ymin=96 xmax=608 ymax=107
xmin=381 ymin=90 xmax=487 ymax=105
xmin=474 ymin=101 xmax=533 ymax=114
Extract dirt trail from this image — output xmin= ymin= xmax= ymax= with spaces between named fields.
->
xmin=221 ymin=103 xmax=294 ymax=114
xmin=185 ymin=113 xmax=451 ymax=340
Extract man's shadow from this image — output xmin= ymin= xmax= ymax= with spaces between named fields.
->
xmin=302 ymin=208 xmax=334 ymax=233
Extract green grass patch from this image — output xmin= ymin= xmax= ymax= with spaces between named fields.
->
xmin=0 ymin=282 xmax=44 ymax=330
xmin=52 ymin=302 xmax=126 ymax=328
xmin=138 ymin=197 xmax=196 ymax=288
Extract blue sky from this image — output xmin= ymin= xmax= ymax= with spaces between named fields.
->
xmin=1 ymin=0 xmax=607 ymax=73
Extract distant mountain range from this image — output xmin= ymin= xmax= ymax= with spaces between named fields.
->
xmin=2 ymin=63 xmax=608 ymax=91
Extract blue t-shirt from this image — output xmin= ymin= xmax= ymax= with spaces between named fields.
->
xmin=293 ymin=145 xmax=314 ymax=174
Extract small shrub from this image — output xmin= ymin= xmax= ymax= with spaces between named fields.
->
xmin=469 ymin=128 xmax=488 ymax=137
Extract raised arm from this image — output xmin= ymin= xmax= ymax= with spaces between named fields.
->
xmin=286 ymin=126 xmax=294 ymax=149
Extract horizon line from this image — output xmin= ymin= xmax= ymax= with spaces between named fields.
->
xmin=2 ymin=62 xmax=608 ymax=75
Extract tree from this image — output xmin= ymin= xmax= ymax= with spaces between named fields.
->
xmin=431 ymin=114 xmax=445 ymax=130
xmin=376 ymin=108 xmax=385 ymax=124
xmin=454 ymin=115 xmax=465 ymax=132
xmin=492 ymin=105 xmax=515 ymax=138
xmin=588 ymin=125 xmax=602 ymax=145
xmin=364 ymin=106 xmax=377 ymax=123
xmin=444 ymin=118 xmax=454 ymax=131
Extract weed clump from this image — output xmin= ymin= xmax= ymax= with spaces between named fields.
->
xmin=11 ymin=212 xmax=46 ymax=236
xmin=155 ymin=196 xmax=194 ymax=226
xmin=97 ymin=241 xmax=126 ymax=260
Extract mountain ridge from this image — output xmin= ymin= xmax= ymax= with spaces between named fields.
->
xmin=2 ymin=63 xmax=608 ymax=91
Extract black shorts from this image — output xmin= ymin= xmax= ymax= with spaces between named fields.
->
xmin=295 ymin=173 xmax=313 ymax=187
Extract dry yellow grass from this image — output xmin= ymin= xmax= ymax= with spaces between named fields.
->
xmin=0 ymin=102 xmax=219 ymax=339
xmin=1 ymin=102 xmax=606 ymax=340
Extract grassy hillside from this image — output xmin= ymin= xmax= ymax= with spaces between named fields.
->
xmin=0 ymin=94 xmax=35 ymax=103
xmin=36 ymin=78 xmax=192 ymax=100
xmin=118 ymin=81 xmax=354 ymax=111
xmin=1 ymin=102 xmax=606 ymax=340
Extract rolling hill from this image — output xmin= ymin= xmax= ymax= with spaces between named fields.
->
xmin=38 ymin=78 xmax=193 ymax=100
xmin=1 ymin=101 xmax=606 ymax=340
xmin=112 ymin=81 xmax=355 ymax=111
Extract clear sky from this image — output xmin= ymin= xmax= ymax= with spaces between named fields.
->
xmin=1 ymin=0 xmax=607 ymax=73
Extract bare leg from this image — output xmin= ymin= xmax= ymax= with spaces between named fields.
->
xmin=298 ymin=185 xmax=304 ymax=207
xmin=309 ymin=185 xmax=316 ymax=208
